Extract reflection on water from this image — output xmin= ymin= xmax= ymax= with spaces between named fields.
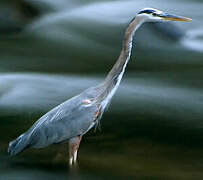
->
xmin=0 ymin=0 xmax=203 ymax=179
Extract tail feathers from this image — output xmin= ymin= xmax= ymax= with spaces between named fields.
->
xmin=8 ymin=133 xmax=29 ymax=156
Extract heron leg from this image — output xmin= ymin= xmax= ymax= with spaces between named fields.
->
xmin=68 ymin=135 xmax=82 ymax=166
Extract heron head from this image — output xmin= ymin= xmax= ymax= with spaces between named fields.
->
xmin=137 ymin=8 xmax=191 ymax=22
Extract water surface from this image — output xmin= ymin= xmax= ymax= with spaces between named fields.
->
xmin=0 ymin=0 xmax=203 ymax=179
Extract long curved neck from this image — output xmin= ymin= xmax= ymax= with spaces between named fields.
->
xmin=97 ymin=16 xmax=145 ymax=106
xmin=105 ymin=17 xmax=144 ymax=83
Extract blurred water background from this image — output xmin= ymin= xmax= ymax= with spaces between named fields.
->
xmin=0 ymin=0 xmax=203 ymax=179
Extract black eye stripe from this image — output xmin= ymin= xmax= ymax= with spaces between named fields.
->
xmin=138 ymin=9 xmax=156 ymax=14
xmin=152 ymin=12 xmax=157 ymax=16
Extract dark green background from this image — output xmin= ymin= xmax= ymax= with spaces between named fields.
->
xmin=0 ymin=0 xmax=203 ymax=179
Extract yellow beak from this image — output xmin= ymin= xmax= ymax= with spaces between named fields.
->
xmin=160 ymin=13 xmax=192 ymax=22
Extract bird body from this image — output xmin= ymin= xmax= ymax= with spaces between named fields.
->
xmin=8 ymin=8 xmax=191 ymax=165
xmin=8 ymin=86 xmax=102 ymax=154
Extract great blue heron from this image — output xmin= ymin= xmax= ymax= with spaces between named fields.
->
xmin=8 ymin=8 xmax=191 ymax=166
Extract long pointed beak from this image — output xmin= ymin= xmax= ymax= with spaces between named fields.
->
xmin=160 ymin=13 xmax=192 ymax=22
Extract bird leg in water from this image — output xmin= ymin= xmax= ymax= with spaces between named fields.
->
xmin=68 ymin=135 xmax=82 ymax=166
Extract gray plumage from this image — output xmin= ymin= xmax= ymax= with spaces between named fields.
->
xmin=8 ymin=86 xmax=100 ymax=156
xmin=8 ymin=8 xmax=191 ymax=165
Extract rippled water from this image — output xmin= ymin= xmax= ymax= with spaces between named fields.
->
xmin=0 ymin=0 xmax=203 ymax=179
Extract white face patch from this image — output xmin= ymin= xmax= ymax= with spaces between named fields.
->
xmin=137 ymin=8 xmax=164 ymax=22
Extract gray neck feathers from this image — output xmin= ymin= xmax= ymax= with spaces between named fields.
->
xmin=97 ymin=16 xmax=144 ymax=107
